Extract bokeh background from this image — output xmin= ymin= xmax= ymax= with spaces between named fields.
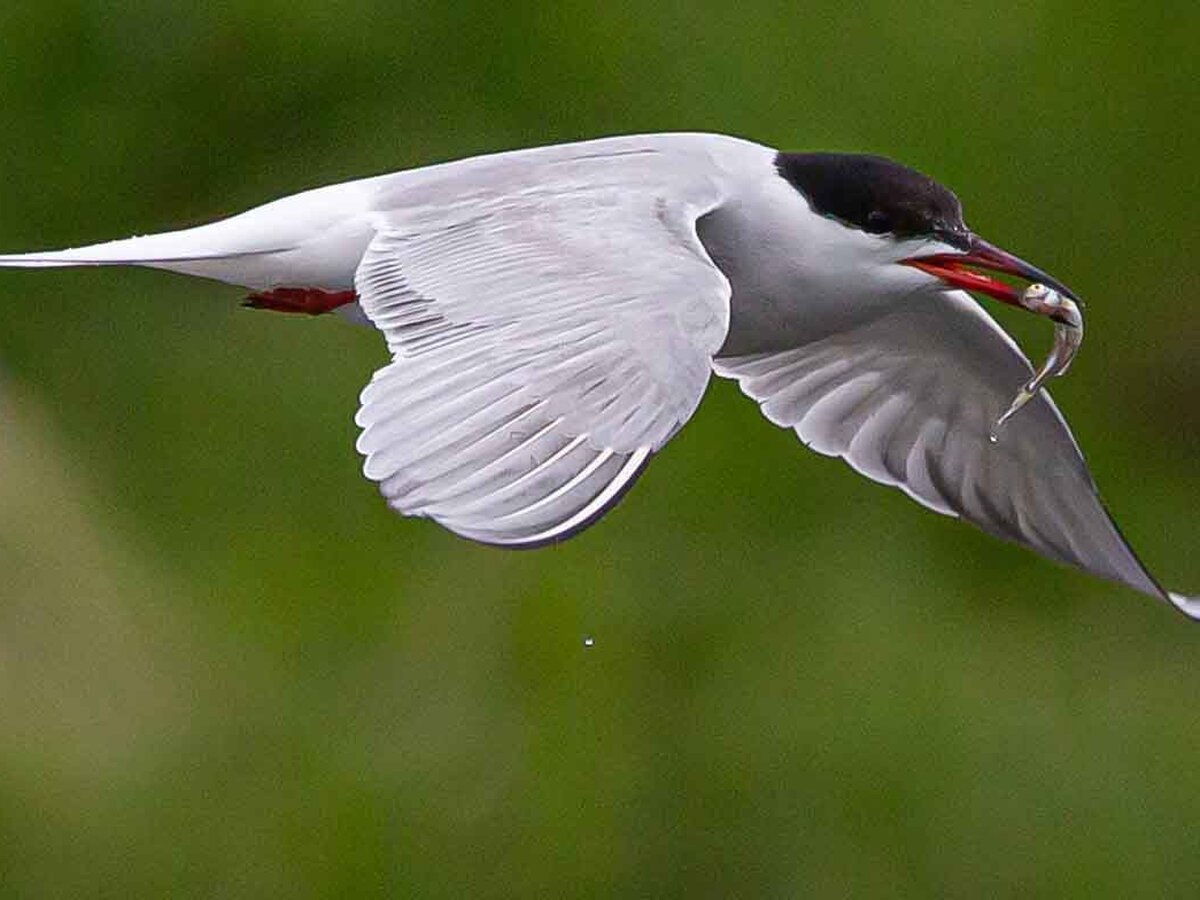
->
xmin=1 ymin=2 xmax=1197 ymax=896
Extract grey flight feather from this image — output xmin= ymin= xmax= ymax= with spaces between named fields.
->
xmin=352 ymin=139 xmax=732 ymax=546
xmin=713 ymin=289 xmax=1173 ymax=605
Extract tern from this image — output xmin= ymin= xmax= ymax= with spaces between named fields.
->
xmin=0 ymin=133 xmax=1194 ymax=618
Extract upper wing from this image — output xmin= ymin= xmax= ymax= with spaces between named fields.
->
xmin=353 ymin=138 xmax=733 ymax=546
xmin=714 ymin=289 xmax=1197 ymax=619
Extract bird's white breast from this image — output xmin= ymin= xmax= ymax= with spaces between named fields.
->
xmin=701 ymin=164 xmax=940 ymax=357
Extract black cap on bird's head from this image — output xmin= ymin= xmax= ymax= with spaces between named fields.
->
xmin=776 ymin=152 xmax=970 ymax=245
xmin=775 ymin=151 xmax=1079 ymax=314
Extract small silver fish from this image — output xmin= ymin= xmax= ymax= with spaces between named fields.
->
xmin=990 ymin=283 xmax=1084 ymax=441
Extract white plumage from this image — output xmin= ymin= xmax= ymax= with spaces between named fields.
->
xmin=0 ymin=132 xmax=1193 ymax=618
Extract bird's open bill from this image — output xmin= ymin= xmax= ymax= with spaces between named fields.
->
xmin=904 ymin=238 xmax=1085 ymax=434
xmin=903 ymin=236 xmax=1080 ymax=319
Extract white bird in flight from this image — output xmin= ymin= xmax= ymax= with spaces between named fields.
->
xmin=0 ymin=133 xmax=1194 ymax=618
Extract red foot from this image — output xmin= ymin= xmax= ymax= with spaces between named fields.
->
xmin=243 ymin=287 xmax=357 ymax=316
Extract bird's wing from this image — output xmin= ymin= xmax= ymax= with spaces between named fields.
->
xmin=713 ymin=289 xmax=1196 ymax=618
xmin=353 ymin=141 xmax=732 ymax=546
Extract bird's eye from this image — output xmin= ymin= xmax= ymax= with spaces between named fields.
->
xmin=865 ymin=210 xmax=892 ymax=233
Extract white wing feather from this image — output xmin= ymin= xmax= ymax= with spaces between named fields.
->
xmin=352 ymin=140 xmax=732 ymax=546
xmin=715 ymin=289 xmax=1196 ymax=617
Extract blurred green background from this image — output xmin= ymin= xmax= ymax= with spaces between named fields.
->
xmin=1 ymin=2 xmax=1197 ymax=896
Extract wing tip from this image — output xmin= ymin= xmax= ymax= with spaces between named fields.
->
xmin=1168 ymin=592 xmax=1200 ymax=621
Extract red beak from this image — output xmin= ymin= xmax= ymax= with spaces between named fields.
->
xmin=902 ymin=236 xmax=1079 ymax=307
